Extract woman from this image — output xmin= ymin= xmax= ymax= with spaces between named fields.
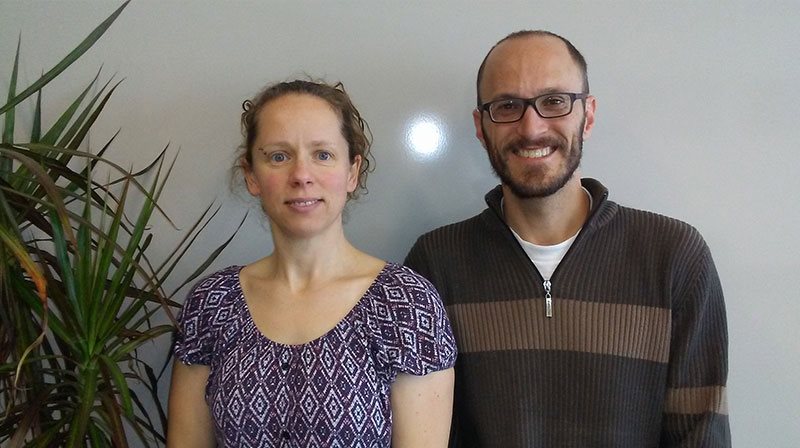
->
xmin=167 ymin=80 xmax=456 ymax=447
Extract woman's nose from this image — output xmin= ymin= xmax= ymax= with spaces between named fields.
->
xmin=288 ymin=158 xmax=313 ymax=185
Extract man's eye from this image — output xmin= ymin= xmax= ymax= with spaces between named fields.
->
xmin=316 ymin=151 xmax=333 ymax=161
xmin=542 ymin=96 xmax=566 ymax=106
xmin=498 ymin=100 xmax=522 ymax=111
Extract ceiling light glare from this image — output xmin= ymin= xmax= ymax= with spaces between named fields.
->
xmin=405 ymin=115 xmax=445 ymax=159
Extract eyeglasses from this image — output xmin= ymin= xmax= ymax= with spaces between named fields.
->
xmin=479 ymin=92 xmax=588 ymax=123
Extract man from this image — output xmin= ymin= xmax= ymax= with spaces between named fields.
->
xmin=404 ymin=30 xmax=730 ymax=447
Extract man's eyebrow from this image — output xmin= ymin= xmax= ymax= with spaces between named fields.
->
xmin=486 ymin=88 xmax=566 ymax=102
xmin=537 ymin=87 xmax=565 ymax=95
xmin=489 ymin=93 xmax=518 ymax=100
xmin=483 ymin=92 xmax=520 ymax=103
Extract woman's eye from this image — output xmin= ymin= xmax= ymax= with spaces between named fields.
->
xmin=269 ymin=152 xmax=287 ymax=163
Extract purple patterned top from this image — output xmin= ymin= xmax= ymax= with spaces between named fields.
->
xmin=174 ymin=263 xmax=457 ymax=447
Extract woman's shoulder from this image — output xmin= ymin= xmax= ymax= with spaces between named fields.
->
xmin=190 ymin=264 xmax=243 ymax=289
xmin=365 ymin=262 xmax=443 ymax=317
xmin=175 ymin=266 xmax=247 ymax=365
xmin=363 ymin=263 xmax=457 ymax=374
xmin=184 ymin=265 xmax=245 ymax=308
xmin=375 ymin=262 xmax=438 ymax=292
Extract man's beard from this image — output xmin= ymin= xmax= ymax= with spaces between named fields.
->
xmin=483 ymin=119 xmax=584 ymax=198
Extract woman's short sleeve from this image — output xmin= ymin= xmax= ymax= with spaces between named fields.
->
xmin=376 ymin=265 xmax=457 ymax=377
xmin=173 ymin=266 xmax=241 ymax=366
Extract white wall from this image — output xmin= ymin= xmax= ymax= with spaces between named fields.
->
xmin=2 ymin=1 xmax=798 ymax=446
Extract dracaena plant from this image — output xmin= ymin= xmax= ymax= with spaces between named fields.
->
xmin=0 ymin=2 xmax=242 ymax=446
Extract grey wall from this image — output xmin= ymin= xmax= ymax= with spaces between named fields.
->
xmin=2 ymin=1 xmax=798 ymax=446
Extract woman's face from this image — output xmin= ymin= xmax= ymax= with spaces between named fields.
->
xmin=244 ymin=93 xmax=360 ymax=240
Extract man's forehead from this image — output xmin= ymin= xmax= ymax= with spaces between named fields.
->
xmin=481 ymin=35 xmax=582 ymax=95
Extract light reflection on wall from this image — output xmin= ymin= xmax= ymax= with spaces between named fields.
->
xmin=404 ymin=114 xmax=446 ymax=161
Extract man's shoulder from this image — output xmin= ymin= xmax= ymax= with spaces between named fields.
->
xmin=607 ymin=203 xmax=709 ymax=254
xmin=404 ymin=208 xmax=508 ymax=271
xmin=616 ymin=204 xmax=701 ymax=233
xmin=413 ymin=209 xmax=498 ymax=246
xmin=585 ymin=178 xmax=703 ymax=240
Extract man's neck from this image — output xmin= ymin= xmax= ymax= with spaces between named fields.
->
xmin=502 ymin=177 xmax=590 ymax=246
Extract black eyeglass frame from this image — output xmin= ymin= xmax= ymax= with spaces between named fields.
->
xmin=478 ymin=92 xmax=589 ymax=123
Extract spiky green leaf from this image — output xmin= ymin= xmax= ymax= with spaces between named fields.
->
xmin=0 ymin=1 xmax=130 ymax=116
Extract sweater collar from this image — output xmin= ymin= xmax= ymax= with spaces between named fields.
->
xmin=484 ymin=178 xmax=612 ymax=230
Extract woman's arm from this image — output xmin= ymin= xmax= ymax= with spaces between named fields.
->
xmin=167 ymin=361 xmax=216 ymax=448
xmin=390 ymin=368 xmax=455 ymax=448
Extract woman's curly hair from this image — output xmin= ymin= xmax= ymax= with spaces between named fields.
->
xmin=238 ymin=79 xmax=374 ymax=200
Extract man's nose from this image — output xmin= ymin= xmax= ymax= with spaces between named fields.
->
xmin=516 ymin=103 xmax=549 ymax=137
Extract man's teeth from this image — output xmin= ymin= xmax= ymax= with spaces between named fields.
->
xmin=518 ymin=147 xmax=553 ymax=158
xmin=292 ymin=200 xmax=317 ymax=206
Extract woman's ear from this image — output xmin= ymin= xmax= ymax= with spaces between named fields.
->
xmin=347 ymin=155 xmax=362 ymax=193
xmin=242 ymin=157 xmax=260 ymax=196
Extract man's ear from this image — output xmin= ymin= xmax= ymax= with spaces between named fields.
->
xmin=473 ymin=108 xmax=488 ymax=149
xmin=582 ymin=95 xmax=597 ymax=140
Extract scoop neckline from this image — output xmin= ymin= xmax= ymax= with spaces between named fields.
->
xmin=234 ymin=262 xmax=392 ymax=348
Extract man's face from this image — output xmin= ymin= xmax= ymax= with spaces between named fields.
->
xmin=473 ymin=35 xmax=596 ymax=198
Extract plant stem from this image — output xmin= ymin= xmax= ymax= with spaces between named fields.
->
xmin=66 ymin=360 xmax=98 ymax=448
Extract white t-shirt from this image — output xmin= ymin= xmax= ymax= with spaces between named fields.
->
xmin=505 ymin=187 xmax=592 ymax=280
xmin=509 ymin=227 xmax=578 ymax=280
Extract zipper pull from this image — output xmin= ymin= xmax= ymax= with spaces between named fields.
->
xmin=543 ymin=279 xmax=553 ymax=318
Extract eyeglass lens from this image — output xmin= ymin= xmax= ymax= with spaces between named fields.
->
xmin=489 ymin=93 xmax=574 ymax=122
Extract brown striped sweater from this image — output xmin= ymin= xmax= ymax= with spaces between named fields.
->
xmin=404 ymin=179 xmax=730 ymax=447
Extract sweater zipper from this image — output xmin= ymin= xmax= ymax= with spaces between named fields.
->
xmin=493 ymin=182 xmax=609 ymax=320
xmin=539 ymin=186 xmax=608 ymax=318
xmin=543 ymin=279 xmax=553 ymax=318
